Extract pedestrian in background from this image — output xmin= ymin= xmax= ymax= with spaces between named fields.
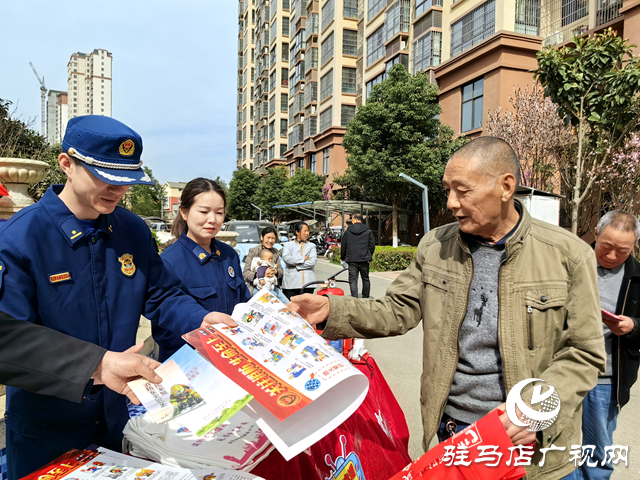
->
xmin=281 ymin=221 xmax=317 ymax=298
xmin=243 ymin=226 xmax=285 ymax=298
xmin=341 ymin=214 xmax=375 ymax=298
xmin=580 ymin=210 xmax=640 ymax=480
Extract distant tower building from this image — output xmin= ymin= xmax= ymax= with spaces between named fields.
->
xmin=67 ymin=49 xmax=112 ymax=120
xmin=46 ymin=90 xmax=68 ymax=145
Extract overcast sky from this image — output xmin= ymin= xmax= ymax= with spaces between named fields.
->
xmin=0 ymin=0 xmax=238 ymax=185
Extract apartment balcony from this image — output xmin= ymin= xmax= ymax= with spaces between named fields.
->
xmin=596 ymin=0 xmax=623 ymax=26
xmin=238 ymin=37 xmax=244 ymax=53
xmin=239 ymin=1 xmax=244 ymax=17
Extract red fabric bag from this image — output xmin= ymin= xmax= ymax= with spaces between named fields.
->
xmin=251 ymin=355 xmax=411 ymax=480
xmin=389 ymin=410 xmax=527 ymax=480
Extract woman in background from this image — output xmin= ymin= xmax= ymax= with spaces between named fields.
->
xmin=242 ymin=226 xmax=289 ymax=302
xmin=157 ymin=178 xmax=250 ymax=361
xmin=281 ymin=222 xmax=317 ymax=299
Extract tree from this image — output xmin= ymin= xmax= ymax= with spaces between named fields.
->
xmin=534 ymin=28 xmax=640 ymax=233
xmin=211 ymin=176 xmax=229 ymax=198
xmin=0 ymin=98 xmax=47 ymax=160
xmin=282 ymin=168 xmax=325 ymax=207
xmin=339 ymin=64 xmax=466 ymax=247
xmin=227 ymin=167 xmax=260 ymax=220
xmin=28 ymin=144 xmax=66 ymax=201
xmin=126 ymin=167 xmax=166 ymax=217
xmin=253 ymin=166 xmax=288 ymax=222
xmin=484 ymin=84 xmax=574 ymax=192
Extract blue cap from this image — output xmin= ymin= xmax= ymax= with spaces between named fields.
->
xmin=62 ymin=115 xmax=153 ymax=186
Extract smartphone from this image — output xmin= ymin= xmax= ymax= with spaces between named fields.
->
xmin=601 ymin=308 xmax=623 ymax=323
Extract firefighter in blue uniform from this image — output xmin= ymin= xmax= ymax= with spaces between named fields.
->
xmin=0 ymin=116 xmax=236 ymax=479
xmin=158 ymin=178 xmax=251 ymax=361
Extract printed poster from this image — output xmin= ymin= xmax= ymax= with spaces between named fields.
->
xmin=183 ymin=290 xmax=369 ymax=460
xmin=129 ymin=346 xmax=252 ymax=437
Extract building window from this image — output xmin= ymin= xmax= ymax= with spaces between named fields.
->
xmin=515 ymin=0 xmax=540 ymax=35
xmin=319 ymin=106 xmax=333 ymax=132
xmin=269 ymin=95 xmax=276 ymax=116
xmin=290 ymin=162 xmax=295 ymax=176
xmin=283 ymin=17 xmax=290 ymax=36
xmin=299 ymin=158 xmax=304 ymax=168
xmin=280 ymin=144 xmax=287 ymax=157
xmin=342 ymin=29 xmax=357 ymax=56
xmin=281 ymin=67 xmax=289 ymax=86
xmin=323 ymin=148 xmax=330 ymax=174
xmin=416 ymin=0 xmax=444 ymax=18
xmin=320 ymin=69 xmax=334 ymax=102
xmin=366 ymin=25 xmax=385 ymax=67
xmin=344 ymin=0 xmax=357 ymax=18
xmin=366 ymin=71 xmax=386 ymax=98
xmin=281 ymin=93 xmax=288 ymax=111
xmin=250 ymin=144 xmax=254 ymax=158
xmin=461 ymin=78 xmax=484 ymax=132
xmin=270 ymin=70 xmax=276 ymax=91
xmin=451 ymin=0 xmax=496 ymax=57
xmin=411 ymin=30 xmax=442 ymax=72
xmin=321 ymin=31 xmax=334 ymax=66
xmin=310 ymin=154 xmax=317 ymax=172
xmin=386 ymin=53 xmax=409 ymax=72
xmin=281 ymin=118 xmax=288 ymax=136
xmin=341 ymin=105 xmax=356 ymax=127
xmin=368 ymin=0 xmax=385 ymax=20
xmin=385 ymin=0 xmax=411 ymax=41
xmin=322 ymin=0 xmax=335 ymax=30
xmin=342 ymin=67 xmax=356 ymax=94
xmin=282 ymin=43 xmax=289 ymax=61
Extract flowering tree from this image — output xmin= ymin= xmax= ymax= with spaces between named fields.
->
xmin=485 ymin=84 xmax=573 ymax=192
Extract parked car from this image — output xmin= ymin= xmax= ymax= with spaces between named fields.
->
xmin=222 ymin=220 xmax=285 ymax=270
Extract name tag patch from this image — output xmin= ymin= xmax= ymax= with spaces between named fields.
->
xmin=49 ymin=272 xmax=72 ymax=284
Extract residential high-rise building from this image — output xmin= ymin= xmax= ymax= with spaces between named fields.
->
xmin=67 ymin=49 xmax=112 ymax=120
xmin=46 ymin=90 xmax=68 ymax=145
xmin=237 ymin=1 xmax=256 ymax=169
xmin=238 ymin=0 xmax=640 ymax=189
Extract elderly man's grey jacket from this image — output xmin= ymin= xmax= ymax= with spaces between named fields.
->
xmin=323 ymin=204 xmax=606 ymax=479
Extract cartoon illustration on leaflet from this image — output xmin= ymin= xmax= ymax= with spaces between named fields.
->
xmin=324 ymin=435 xmax=366 ymax=480
xmin=221 ymin=326 xmax=243 ymax=336
xmin=241 ymin=336 xmax=265 ymax=350
xmin=287 ymin=362 xmax=307 ymax=379
xmin=81 ymin=462 xmax=104 ymax=473
xmin=263 ymin=349 xmax=285 ymax=364
xmin=256 ymin=292 xmax=278 ymax=304
xmin=241 ymin=309 xmax=264 ymax=325
xmin=278 ymin=306 xmax=303 ymax=318
xmin=280 ymin=329 xmax=305 ymax=350
xmin=301 ymin=345 xmax=328 ymax=362
xmin=261 ymin=319 xmax=282 ymax=337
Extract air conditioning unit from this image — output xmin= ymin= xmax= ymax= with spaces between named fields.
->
xmin=311 ymin=106 xmax=316 ymax=114
xmin=401 ymin=40 xmax=406 ymax=50
xmin=301 ymin=53 xmax=305 ymax=59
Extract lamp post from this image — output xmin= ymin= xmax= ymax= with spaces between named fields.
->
xmin=399 ymin=173 xmax=430 ymax=235
xmin=251 ymin=203 xmax=263 ymax=221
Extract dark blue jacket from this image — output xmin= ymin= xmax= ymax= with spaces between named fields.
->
xmin=158 ymin=233 xmax=250 ymax=361
xmin=0 ymin=185 xmax=209 ymax=437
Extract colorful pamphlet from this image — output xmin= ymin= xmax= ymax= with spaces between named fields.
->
xmin=183 ymin=290 xmax=370 ymax=460
xmin=22 ymin=447 xmax=265 ymax=480
xmin=128 ymin=345 xmax=252 ymax=437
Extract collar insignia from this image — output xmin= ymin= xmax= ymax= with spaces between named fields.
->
xmin=118 ymin=253 xmax=136 ymax=277
xmin=216 ymin=250 xmax=221 ymax=256
xmin=228 ymin=266 xmax=235 ymax=278
xmin=199 ymin=252 xmax=207 ymax=260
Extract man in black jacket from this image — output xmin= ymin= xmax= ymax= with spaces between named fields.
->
xmin=0 ymin=311 xmax=161 ymax=404
xmin=341 ymin=215 xmax=376 ymax=298
xmin=580 ymin=211 xmax=640 ymax=480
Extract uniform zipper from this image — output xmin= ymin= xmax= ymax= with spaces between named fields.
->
xmin=527 ymin=306 xmax=533 ymax=350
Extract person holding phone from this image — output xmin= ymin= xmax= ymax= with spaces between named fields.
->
xmin=581 ymin=211 xmax=640 ymax=480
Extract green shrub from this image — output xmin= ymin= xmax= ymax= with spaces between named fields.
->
xmin=331 ymin=246 xmax=417 ymax=272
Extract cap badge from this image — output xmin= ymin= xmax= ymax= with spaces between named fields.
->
xmin=119 ymin=139 xmax=135 ymax=156
xmin=228 ymin=266 xmax=235 ymax=278
xmin=198 ymin=252 xmax=207 ymax=260
xmin=118 ymin=253 xmax=136 ymax=277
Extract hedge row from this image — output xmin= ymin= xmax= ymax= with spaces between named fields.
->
xmin=330 ymin=246 xmax=417 ymax=272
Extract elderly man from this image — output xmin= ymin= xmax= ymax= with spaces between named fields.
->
xmin=580 ymin=211 xmax=640 ymax=480
xmin=289 ymin=137 xmax=605 ymax=480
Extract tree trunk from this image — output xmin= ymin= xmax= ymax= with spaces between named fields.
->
xmin=392 ymin=201 xmax=398 ymax=248
xmin=571 ymin=114 xmax=586 ymax=235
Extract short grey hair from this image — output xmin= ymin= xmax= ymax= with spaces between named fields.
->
xmin=597 ymin=211 xmax=640 ymax=242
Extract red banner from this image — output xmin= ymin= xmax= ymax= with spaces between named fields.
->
xmin=183 ymin=327 xmax=312 ymax=421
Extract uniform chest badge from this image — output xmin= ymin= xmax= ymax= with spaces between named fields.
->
xmin=199 ymin=252 xmax=207 ymax=260
xmin=118 ymin=253 xmax=136 ymax=277
xmin=49 ymin=272 xmax=72 ymax=284
xmin=228 ymin=266 xmax=235 ymax=277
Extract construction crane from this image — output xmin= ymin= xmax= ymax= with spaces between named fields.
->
xmin=29 ymin=62 xmax=46 ymax=137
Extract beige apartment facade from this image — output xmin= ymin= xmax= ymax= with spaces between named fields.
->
xmin=238 ymin=0 xmax=640 ymax=189
xmin=67 ymin=49 xmax=112 ymax=120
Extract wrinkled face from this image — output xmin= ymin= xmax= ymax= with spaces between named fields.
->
xmin=595 ymin=226 xmax=636 ymax=269
xmin=442 ymin=156 xmax=505 ymax=238
xmin=62 ymin=156 xmax=130 ymax=218
xmin=297 ymin=225 xmax=310 ymax=241
xmin=262 ymin=232 xmax=276 ymax=249
xmin=181 ymin=190 xmax=225 ymax=246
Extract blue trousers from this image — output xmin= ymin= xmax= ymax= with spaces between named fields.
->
xmin=578 ymin=383 xmax=618 ymax=480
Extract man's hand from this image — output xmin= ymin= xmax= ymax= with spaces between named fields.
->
xmin=494 ymin=402 xmax=537 ymax=446
xmin=604 ymin=314 xmax=635 ymax=336
xmin=91 ymin=343 xmax=162 ymax=405
xmin=202 ymin=311 xmax=238 ymax=328
xmin=288 ymin=294 xmax=330 ymax=326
